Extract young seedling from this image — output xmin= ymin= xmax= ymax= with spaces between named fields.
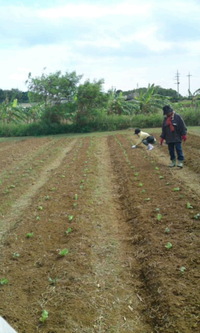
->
xmin=159 ymin=176 xmax=164 ymax=179
xmin=58 ymin=248 xmax=69 ymax=256
xmin=26 ymin=232 xmax=34 ymax=238
xmin=186 ymin=202 xmax=193 ymax=209
xmin=44 ymin=195 xmax=50 ymax=200
xmin=165 ymin=242 xmax=172 ymax=249
xmin=138 ymin=182 xmax=143 ymax=187
xmin=157 ymin=213 xmax=163 ymax=221
xmin=0 ymin=278 xmax=9 ymax=285
xmin=173 ymin=187 xmax=180 ymax=192
xmin=165 ymin=227 xmax=170 ymax=234
xmin=155 ymin=167 xmax=159 ymax=170
xmin=12 ymin=253 xmax=20 ymax=259
xmin=180 ymin=266 xmax=186 ymax=273
xmin=193 ymin=213 xmax=200 ymax=220
xmin=39 ymin=310 xmax=49 ymax=323
xmin=65 ymin=227 xmax=72 ymax=235
xmin=144 ymin=197 xmax=151 ymax=201
xmin=48 ymin=277 xmax=58 ymax=285
xmin=49 ymin=187 xmax=56 ymax=191
xmin=74 ymin=194 xmax=78 ymax=200
xmin=141 ymin=189 xmax=146 ymax=193
xmin=68 ymin=215 xmax=74 ymax=222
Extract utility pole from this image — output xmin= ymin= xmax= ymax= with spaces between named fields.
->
xmin=187 ymin=72 xmax=192 ymax=93
xmin=175 ymin=70 xmax=180 ymax=96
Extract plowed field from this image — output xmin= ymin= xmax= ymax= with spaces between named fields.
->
xmin=0 ymin=130 xmax=199 ymax=333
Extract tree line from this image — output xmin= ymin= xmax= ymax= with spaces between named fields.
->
xmin=0 ymin=70 xmax=200 ymax=128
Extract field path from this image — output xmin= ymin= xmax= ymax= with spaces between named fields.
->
xmin=75 ymin=137 xmax=151 ymax=332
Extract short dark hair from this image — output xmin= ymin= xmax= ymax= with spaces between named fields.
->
xmin=163 ymin=105 xmax=173 ymax=115
xmin=135 ymin=128 xmax=141 ymax=134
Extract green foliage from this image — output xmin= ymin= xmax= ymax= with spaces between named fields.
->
xmin=0 ymin=278 xmax=9 ymax=285
xmin=107 ymin=89 xmax=135 ymax=115
xmin=75 ymin=79 xmax=107 ymax=125
xmin=165 ymin=242 xmax=173 ymax=249
xmin=58 ymin=248 xmax=69 ymax=256
xmin=39 ymin=310 xmax=49 ymax=323
xmin=0 ymin=88 xmax=28 ymax=103
xmin=0 ymin=99 xmax=27 ymax=124
xmin=26 ymin=70 xmax=82 ymax=105
xmin=125 ymin=84 xmax=169 ymax=114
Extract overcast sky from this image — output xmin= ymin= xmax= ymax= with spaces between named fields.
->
xmin=0 ymin=0 xmax=200 ymax=96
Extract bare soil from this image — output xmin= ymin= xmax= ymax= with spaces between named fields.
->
xmin=0 ymin=131 xmax=199 ymax=333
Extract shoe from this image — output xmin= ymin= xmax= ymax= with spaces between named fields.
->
xmin=147 ymin=144 xmax=154 ymax=150
xmin=177 ymin=161 xmax=183 ymax=168
xmin=168 ymin=160 xmax=176 ymax=167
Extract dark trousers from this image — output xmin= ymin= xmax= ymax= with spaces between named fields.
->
xmin=142 ymin=135 xmax=155 ymax=146
xmin=168 ymin=142 xmax=184 ymax=161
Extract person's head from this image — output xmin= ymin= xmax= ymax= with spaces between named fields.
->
xmin=135 ymin=128 xmax=141 ymax=135
xmin=163 ymin=105 xmax=173 ymax=117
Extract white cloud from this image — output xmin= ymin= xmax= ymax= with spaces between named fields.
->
xmin=0 ymin=0 xmax=200 ymax=96
xmin=38 ymin=1 xmax=152 ymax=19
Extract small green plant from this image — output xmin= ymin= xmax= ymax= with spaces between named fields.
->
xmin=141 ymin=189 xmax=146 ymax=193
xmin=144 ymin=197 xmax=151 ymax=201
xmin=39 ymin=310 xmax=49 ymax=323
xmin=157 ymin=213 xmax=163 ymax=221
xmin=65 ymin=227 xmax=72 ymax=235
xmin=26 ymin=232 xmax=34 ymax=238
xmin=12 ymin=253 xmax=20 ymax=259
xmin=165 ymin=242 xmax=172 ymax=249
xmin=58 ymin=248 xmax=69 ymax=256
xmin=193 ymin=213 xmax=200 ymax=220
xmin=159 ymin=176 xmax=164 ymax=179
xmin=138 ymin=182 xmax=143 ymax=187
xmin=155 ymin=208 xmax=160 ymax=212
xmin=8 ymin=184 xmax=16 ymax=188
xmin=38 ymin=206 xmax=43 ymax=211
xmin=49 ymin=187 xmax=56 ymax=191
xmin=186 ymin=202 xmax=193 ymax=209
xmin=36 ymin=216 xmax=40 ymax=221
xmin=74 ymin=194 xmax=78 ymax=200
xmin=173 ymin=187 xmax=180 ymax=191
xmin=165 ymin=227 xmax=170 ymax=234
xmin=48 ymin=277 xmax=58 ymax=285
xmin=180 ymin=266 xmax=186 ymax=273
xmin=155 ymin=167 xmax=159 ymax=170
xmin=44 ymin=195 xmax=50 ymax=200
xmin=0 ymin=278 xmax=9 ymax=285
xmin=68 ymin=215 xmax=74 ymax=222
xmin=134 ymin=172 xmax=139 ymax=176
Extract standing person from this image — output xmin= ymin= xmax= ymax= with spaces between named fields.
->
xmin=132 ymin=128 xmax=156 ymax=150
xmin=160 ymin=105 xmax=187 ymax=168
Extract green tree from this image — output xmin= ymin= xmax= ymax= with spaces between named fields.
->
xmin=0 ymin=99 xmax=27 ymax=123
xmin=107 ymin=89 xmax=135 ymax=115
xmin=75 ymin=79 xmax=107 ymax=125
xmin=26 ymin=70 xmax=82 ymax=123
xmin=129 ymin=84 xmax=169 ymax=114
xmin=26 ymin=70 xmax=82 ymax=105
